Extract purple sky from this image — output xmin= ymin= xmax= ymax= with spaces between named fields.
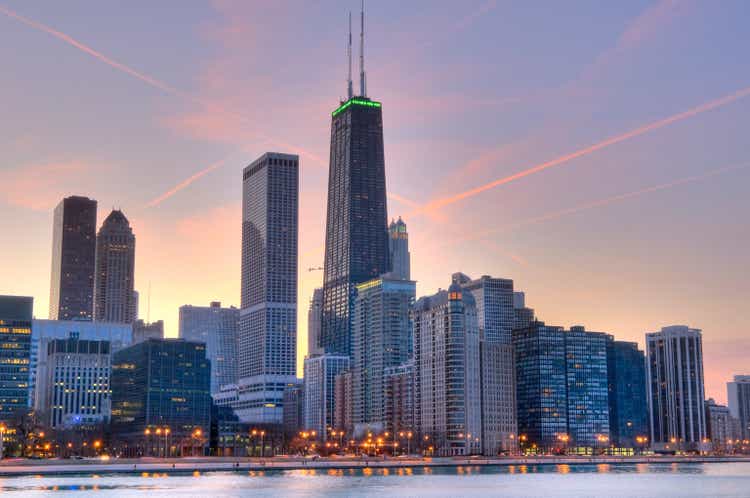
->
xmin=1 ymin=0 xmax=748 ymax=402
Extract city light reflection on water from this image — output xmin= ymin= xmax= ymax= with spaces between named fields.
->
xmin=1 ymin=462 xmax=749 ymax=497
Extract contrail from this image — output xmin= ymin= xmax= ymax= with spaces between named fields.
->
xmin=0 ymin=4 xmax=190 ymax=99
xmin=414 ymin=85 xmax=750 ymax=216
xmin=145 ymin=157 xmax=229 ymax=208
xmin=0 ymin=5 xmax=326 ymax=182
xmin=467 ymin=161 xmax=750 ymax=241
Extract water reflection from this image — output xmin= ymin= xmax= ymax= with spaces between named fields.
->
xmin=0 ymin=462 xmax=745 ymax=498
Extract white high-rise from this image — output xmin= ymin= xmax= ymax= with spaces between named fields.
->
xmin=646 ymin=325 xmax=708 ymax=452
xmin=234 ymin=152 xmax=299 ymax=423
xmin=413 ymin=282 xmax=481 ymax=456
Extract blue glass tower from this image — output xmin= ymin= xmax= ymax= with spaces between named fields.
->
xmin=606 ymin=338 xmax=649 ymax=448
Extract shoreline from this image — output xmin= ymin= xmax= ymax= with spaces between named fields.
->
xmin=0 ymin=455 xmax=748 ymax=477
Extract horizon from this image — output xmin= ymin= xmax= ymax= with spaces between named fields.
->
xmin=1 ymin=0 xmax=749 ymax=404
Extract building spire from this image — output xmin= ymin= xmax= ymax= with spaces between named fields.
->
xmin=359 ymin=0 xmax=366 ymax=97
xmin=347 ymin=11 xmax=353 ymax=99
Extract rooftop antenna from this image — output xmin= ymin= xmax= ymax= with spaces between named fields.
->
xmin=359 ymin=0 xmax=367 ymax=97
xmin=147 ymin=281 xmax=151 ymax=323
xmin=347 ymin=11 xmax=353 ymax=99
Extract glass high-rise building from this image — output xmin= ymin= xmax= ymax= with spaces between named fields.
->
xmin=646 ymin=325 xmax=707 ymax=452
xmin=303 ymin=354 xmax=350 ymax=439
xmin=513 ymin=322 xmax=568 ymax=450
xmin=321 ymin=91 xmax=389 ymax=355
xmin=565 ymin=326 xmax=610 ymax=448
xmin=236 ymin=152 xmax=298 ymax=423
xmin=94 ymin=209 xmax=136 ymax=323
xmin=49 ymin=196 xmax=97 ymax=321
xmin=606 ymin=338 xmax=648 ymax=448
xmin=307 ymin=288 xmax=323 ymax=356
xmin=513 ymin=322 xmax=611 ymax=451
xmin=110 ymin=339 xmax=211 ymax=455
xmin=179 ymin=302 xmax=239 ymax=395
xmin=0 ymin=296 xmax=33 ymax=421
xmin=351 ymin=277 xmax=415 ymax=429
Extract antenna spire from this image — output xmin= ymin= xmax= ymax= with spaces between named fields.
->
xmin=359 ymin=0 xmax=366 ymax=97
xmin=347 ymin=12 xmax=353 ymax=99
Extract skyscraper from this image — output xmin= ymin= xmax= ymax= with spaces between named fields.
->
xmin=321 ymin=6 xmax=389 ymax=355
xmin=727 ymin=375 xmax=750 ymax=441
xmin=646 ymin=325 xmax=707 ymax=452
xmin=388 ymin=217 xmax=410 ymax=280
xmin=237 ymin=152 xmax=299 ymax=423
xmin=179 ymin=302 xmax=239 ymax=394
xmin=94 ymin=209 xmax=136 ymax=323
xmin=513 ymin=322 xmax=611 ymax=451
xmin=606 ymin=338 xmax=648 ymax=449
xmin=413 ymin=283 xmax=482 ymax=456
xmin=49 ymin=196 xmax=97 ymax=321
xmin=351 ymin=277 xmax=415 ymax=431
xmin=0 ymin=296 xmax=33 ymax=421
xmin=452 ymin=273 xmax=517 ymax=455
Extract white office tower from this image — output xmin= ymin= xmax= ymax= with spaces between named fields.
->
xmin=235 ymin=152 xmax=299 ymax=423
xmin=646 ymin=325 xmax=708 ymax=452
xmin=413 ymin=282 xmax=481 ymax=456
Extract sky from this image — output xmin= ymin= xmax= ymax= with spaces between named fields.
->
xmin=1 ymin=0 xmax=748 ymax=403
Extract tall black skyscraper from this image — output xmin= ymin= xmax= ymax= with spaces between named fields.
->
xmin=49 ymin=196 xmax=97 ymax=321
xmin=321 ymin=6 xmax=389 ymax=355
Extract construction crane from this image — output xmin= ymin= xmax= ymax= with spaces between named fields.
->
xmin=308 ymin=267 xmax=324 ymax=272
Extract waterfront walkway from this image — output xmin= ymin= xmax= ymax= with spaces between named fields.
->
xmin=0 ymin=455 xmax=748 ymax=477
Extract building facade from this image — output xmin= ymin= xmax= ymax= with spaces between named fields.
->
xmin=238 ymin=152 xmax=299 ymax=423
xmin=321 ymin=96 xmax=389 ymax=356
xmin=35 ymin=338 xmax=110 ymax=428
xmin=282 ymin=382 xmax=304 ymax=439
xmin=453 ymin=273 xmax=517 ymax=455
xmin=513 ymin=322 xmax=568 ymax=450
xmin=646 ymin=325 xmax=707 ymax=452
xmin=351 ymin=277 xmax=415 ymax=431
xmin=565 ymin=326 xmax=610 ymax=449
xmin=388 ymin=217 xmax=410 ymax=280
xmin=512 ymin=292 xmax=535 ymax=331
xmin=0 ymin=296 xmax=33 ymax=421
xmin=94 ymin=210 xmax=136 ymax=323
xmin=383 ymin=362 xmax=415 ymax=437
xmin=333 ymin=370 xmax=354 ymax=434
xmin=179 ymin=302 xmax=239 ymax=394
xmin=132 ymin=319 xmax=164 ymax=344
xmin=110 ymin=339 xmax=211 ymax=454
xmin=728 ymin=375 xmax=750 ymax=441
xmin=606 ymin=338 xmax=649 ymax=449
xmin=307 ymin=288 xmax=323 ymax=356
xmin=30 ymin=319 xmax=132 ymax=407
xmin=303 ymin=354 xmax=349 ymax=439
xmin=49 ymin=196 xmax=97 ymax=321
xmin=706 ymin=398 xmax=740 ymax=453
xmin=413 ymin=284 xmax=481 ymax=456
xmin=513 ymin=322 xmax=612 ymax=452
xmin=453 ymin=273 xmax=515 ymax=344
xmin=480 ymin=342 xmax=517 ymax=455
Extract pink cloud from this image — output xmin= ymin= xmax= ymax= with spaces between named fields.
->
xmin=0 ymin=161 xmax=99 ymax=211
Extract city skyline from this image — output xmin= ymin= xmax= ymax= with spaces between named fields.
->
xmin=2 ymin=1 xmax=750 ymax=404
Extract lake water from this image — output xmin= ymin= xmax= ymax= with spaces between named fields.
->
xmin=2 ymin=462 xmax=749 ymax=497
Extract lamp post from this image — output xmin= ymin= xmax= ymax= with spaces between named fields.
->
xmin=0 ymin=424 xmax=6 ymax=460
xmin=164 ymin=427 xmax=171 ymax=457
